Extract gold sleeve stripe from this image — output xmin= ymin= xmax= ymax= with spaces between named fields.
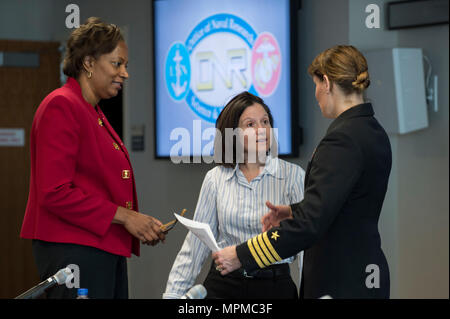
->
xmin=252 ymin=237 xmax=271 ymax=267
xmin=247 ymin=238 xmax=266 ymax=269
xmin=263 ymin=232 xmax=282 ymax=262
xmin=257 ymin=234 xmax=277 ymax=264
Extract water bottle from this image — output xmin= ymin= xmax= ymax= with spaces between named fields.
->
xmin=76 ymin=288 xmax=89 ymax=299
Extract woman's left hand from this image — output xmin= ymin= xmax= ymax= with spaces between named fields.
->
xmin=212 ymin=245 xmax=242 ymax=275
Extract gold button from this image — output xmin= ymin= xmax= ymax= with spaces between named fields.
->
xmin=125 ymin=201 xmax=133 ymax=209
xmin=113 ymin=142 xmax=120 ymax=150
xmin=122 ymin=170 xmax=130 ymax=179
xmin=98 ymin=118 xmax=103 ymax=126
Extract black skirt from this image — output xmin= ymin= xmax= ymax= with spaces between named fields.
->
xmin=32 ymin=239 xmax=128 ymax=299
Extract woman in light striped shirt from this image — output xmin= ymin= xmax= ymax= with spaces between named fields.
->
xmin=163 ymin=92 xmax=305 ymax=299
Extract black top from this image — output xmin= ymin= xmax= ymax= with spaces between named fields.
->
xmin=236 ymin=103 xmax=392 ymax=298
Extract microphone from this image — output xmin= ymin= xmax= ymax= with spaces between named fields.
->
xmin=15 ymin=267 xmax=72 ymax=299
xmin=181 ymin=284 xmax=207 ymax=299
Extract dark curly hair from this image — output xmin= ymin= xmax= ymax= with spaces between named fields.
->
xmin=63 ymin=17 xmax=124 ymax=79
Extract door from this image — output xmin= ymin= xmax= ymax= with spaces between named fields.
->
xmin=0 ymin=40 xmax=60 ymax=298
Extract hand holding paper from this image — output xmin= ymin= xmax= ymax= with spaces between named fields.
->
xmin=174 ymin=213 xmax=220 ymax=252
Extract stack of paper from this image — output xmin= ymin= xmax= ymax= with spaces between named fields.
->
xmin=174 ymin=213 xmax=220 ymax=252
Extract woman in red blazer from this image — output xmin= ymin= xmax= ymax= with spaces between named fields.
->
xmin=20 ymin=17 xmax=165 ymax=299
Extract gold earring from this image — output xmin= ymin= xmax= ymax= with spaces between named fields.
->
xmin=87 ymin=71 xmax=92 ymax=79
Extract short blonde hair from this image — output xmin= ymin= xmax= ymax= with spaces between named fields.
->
xmin=308 ymin=45 xmax=370 ymax=95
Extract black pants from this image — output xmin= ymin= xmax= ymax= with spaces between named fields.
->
xmin=203 ymin=262 xmax=298 ymax=299
xmin=32 ymin=240 xmax=128 ymax=299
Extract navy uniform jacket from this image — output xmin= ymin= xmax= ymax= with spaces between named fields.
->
xmin=236 ymin=103 xmax=391 ymax=298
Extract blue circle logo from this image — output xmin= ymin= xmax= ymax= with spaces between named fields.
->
xmin=165 ymin=13 xmax=278 ymax=123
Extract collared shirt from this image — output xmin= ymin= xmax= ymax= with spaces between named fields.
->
xmin=163 ymin=156 xmax=305 ymax=298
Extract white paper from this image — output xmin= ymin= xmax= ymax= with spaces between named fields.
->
xmin=174 ymin=213 xmax=220 ymax=252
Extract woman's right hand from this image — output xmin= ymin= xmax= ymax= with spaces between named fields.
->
xmin=113 ymin=206 xmax=166 ymax=245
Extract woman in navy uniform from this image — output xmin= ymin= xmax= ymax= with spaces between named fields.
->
xmin=213 ymin=45 xmax=392 ymax=299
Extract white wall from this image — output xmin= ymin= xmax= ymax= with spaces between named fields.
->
xmin=395 ymin=23 xmax=449 ymax=299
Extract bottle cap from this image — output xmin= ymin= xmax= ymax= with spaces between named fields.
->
xmin=77 ymin=288 xmax=88 ymax=296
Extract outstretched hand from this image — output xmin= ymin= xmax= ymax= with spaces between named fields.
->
xmin=261 ymin=201 xmax=293 ymax=232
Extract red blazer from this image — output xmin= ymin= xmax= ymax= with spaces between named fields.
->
xmin=21 ymin=77 xmax=140 ymax=257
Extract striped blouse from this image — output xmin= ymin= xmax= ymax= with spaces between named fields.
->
xmin=163 ymin=156 xmax=305 ymax=298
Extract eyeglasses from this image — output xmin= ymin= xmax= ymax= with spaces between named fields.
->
xmin=160 ymin=209 xmax=187 ymax=232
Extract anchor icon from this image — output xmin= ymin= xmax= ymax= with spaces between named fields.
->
xmin=171 ymin=49 xmax=188 ymax=97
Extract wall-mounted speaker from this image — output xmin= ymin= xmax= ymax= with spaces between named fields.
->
xmin=364 ymin=48 xmax=429 ymax=135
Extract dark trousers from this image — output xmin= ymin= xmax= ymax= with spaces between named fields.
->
xmin=203 ymin=262 xmax=298 ymax=299
xmin=32 ymin=240 xmax=128 ymax=299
